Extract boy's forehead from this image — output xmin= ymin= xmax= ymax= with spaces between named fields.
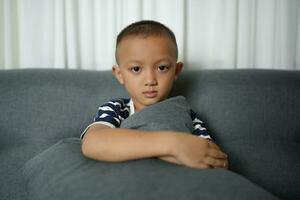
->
xmin=119 ymin=34 xmax=173 ymax=46
xmin=116 ymin=35 xmax=177 ymax=62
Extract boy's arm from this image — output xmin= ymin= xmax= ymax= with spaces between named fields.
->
xmin=81 ymin=124 xmax=174 ymax=162
xmin=81 ymin=124 xmax=228 ymax=169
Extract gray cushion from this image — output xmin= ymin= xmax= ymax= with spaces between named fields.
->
xmin=23 ymin=138 xmax=279 ymax=200
xmin=120 ymin=96 xmax=194 ymax=133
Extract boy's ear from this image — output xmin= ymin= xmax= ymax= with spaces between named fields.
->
xmin=174 ymin=62 xmax=184 ymax=80
xmin=112 ymin=65 xmax=124 ymax=85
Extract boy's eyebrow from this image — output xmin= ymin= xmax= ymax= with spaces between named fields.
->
xmin=153 ymin=57 xmax=176 ymax=66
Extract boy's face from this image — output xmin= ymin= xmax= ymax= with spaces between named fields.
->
xmin=113 ymin=35 xmax=183 ymax=112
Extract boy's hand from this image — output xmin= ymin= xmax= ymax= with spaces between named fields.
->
xmin=161 ymin=133 xmax=229 ymax=169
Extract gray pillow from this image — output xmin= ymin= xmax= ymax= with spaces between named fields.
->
xmin=121 ymin=96 xmax=194 ymax=133
xmin=23 ymin=138 xmax=279 ymax=200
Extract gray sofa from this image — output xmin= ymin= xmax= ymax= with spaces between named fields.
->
xmin=0 ymin=69 xmax=299 ymax=200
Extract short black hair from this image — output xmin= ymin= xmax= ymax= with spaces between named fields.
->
xmin=115 ymin=20 xmax=178 ymax=63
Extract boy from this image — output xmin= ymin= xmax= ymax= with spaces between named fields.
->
xmin=81 ymin=20 xmax=228 ymax=169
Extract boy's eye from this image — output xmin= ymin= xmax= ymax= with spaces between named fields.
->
xmin=130 ymin=66 xmax=141 ymax=73
xmin=158 ymin=65 xmax=169 ymax=72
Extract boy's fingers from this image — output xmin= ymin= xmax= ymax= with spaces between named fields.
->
xmin=208 ymin=141 xmax=227 ymax=153
xmin=208 ymin=148 xmax=228 ymax=159
xmin=204 ymin=157 xmax=228 ymax=168
xmin=207 ymin=142 xmax=228 ymax=158
xmin=194 ymin=162 xmax=212 ymax=169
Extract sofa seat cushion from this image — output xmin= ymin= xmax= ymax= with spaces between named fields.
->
xmin=23 ymin=138 xmax=279 ymax=200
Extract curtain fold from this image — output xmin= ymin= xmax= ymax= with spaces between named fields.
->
xmin=0 ymin=0 xmax=299 ymax=70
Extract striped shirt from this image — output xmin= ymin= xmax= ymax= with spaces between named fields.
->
xmin=81 ymin=98 xmax=211 ymax=139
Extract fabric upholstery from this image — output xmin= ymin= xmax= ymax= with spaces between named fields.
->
xmin=171 ymin=70 xmax=300 ymax=199
xmin=23 ymin=138 xmax=279 ymax=200
xmin=0 ymin=69 xmax=299 ymax=200
xmin=0 ymin=69 xmax=126 ymax=200
xmin=121 ymin=96 xmax=193 ymax=133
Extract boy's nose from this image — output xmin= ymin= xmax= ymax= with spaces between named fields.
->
xmin=144 ymin=70 xmax=158 ymax=86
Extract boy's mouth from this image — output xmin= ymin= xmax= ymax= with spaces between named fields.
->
xmin=142 ymin=90 xmax=158 ymax=98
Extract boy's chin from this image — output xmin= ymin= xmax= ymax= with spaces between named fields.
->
xmin=133 ymin=95 xmax=168 ymax=111
xmin=141 ymin=96 xmax=166 ymax=106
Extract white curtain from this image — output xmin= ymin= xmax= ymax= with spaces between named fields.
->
xmin=1 ymin=0 xmax=299 ymax=70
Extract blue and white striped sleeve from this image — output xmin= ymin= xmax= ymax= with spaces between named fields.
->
xmin=93 ymin=101 xmax=123 ymax=128
xmin=80 ymin=100 xmax=126 ymax=139
xmin=190 ymin=110 xmax=212 ymax=140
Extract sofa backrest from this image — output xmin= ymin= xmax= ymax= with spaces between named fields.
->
xmin=2 ymin=69 xmax=299 ymax=149
xmin=172 ymin=69 xmax=300 ymax=143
